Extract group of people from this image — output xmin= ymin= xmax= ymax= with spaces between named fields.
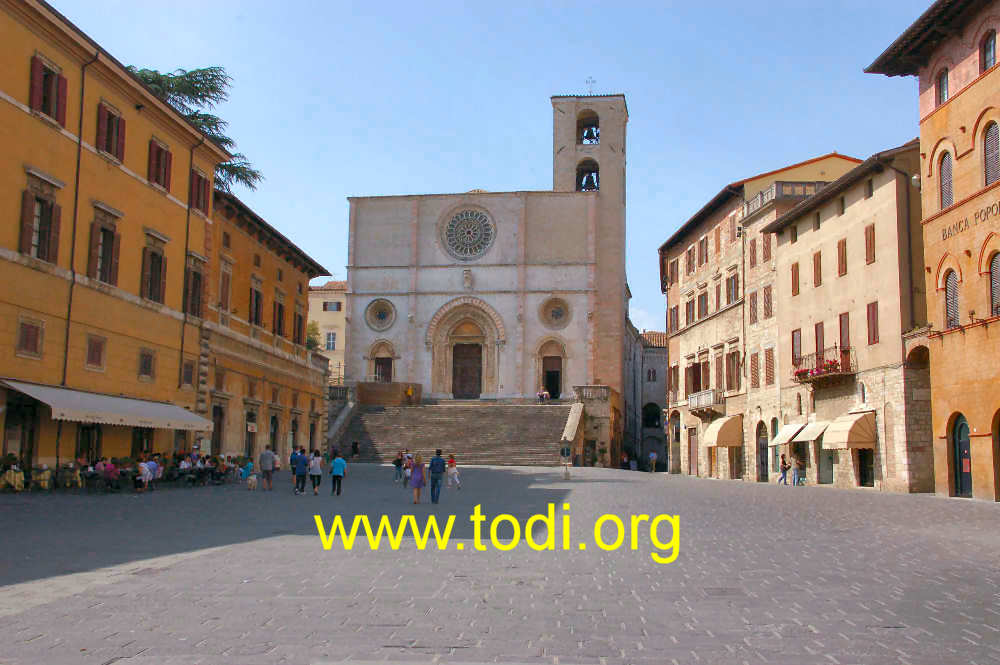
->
xmin=392 ymin=449 xmax=460 ymax=504
xmin=620 ymin=450 xmax=659 ymax=472
xmin=277 ymin=447 xmax=348 ymax=496
xmin=777 ymin=454 xmax=807 ymax=486
xmin=86 ymin=452 xmax=240 ymax=491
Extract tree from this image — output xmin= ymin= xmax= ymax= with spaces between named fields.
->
xmin=127 ymin=66 xmax=262 ymax=192
xmin=306 ymin=321 xmax=321 ymax=351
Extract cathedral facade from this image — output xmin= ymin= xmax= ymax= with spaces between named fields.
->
xmin=345 ymin=95 xmax=628 ymax=401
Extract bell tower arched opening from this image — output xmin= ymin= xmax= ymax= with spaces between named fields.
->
xmin=577 ymin=110 xmax=599 ymax=144
xmin=576 ymin=159 xmax=599 ymax=191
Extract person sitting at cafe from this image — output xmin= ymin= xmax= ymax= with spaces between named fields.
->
xmin=95 ymin=457 xmax=106 ymax=473
xmin=135 ymin=459 xmax=151 ymax=492
xmin=179 ymin=457 xmax=191 ymax=470
xmin=103 ymin=458 xmax=120 ymax=490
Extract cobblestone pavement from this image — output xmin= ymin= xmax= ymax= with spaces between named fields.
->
xmin=1 ymin=465 xmax=1000 ymax=665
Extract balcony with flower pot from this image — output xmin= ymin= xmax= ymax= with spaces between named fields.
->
xmin=791 ymin=345 xmax=856 ymax=386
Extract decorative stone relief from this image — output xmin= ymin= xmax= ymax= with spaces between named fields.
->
xmin=463 ymin=269 xmax=473 ymax=290
xmin=539 ymin=297 xmax=571 ymax=330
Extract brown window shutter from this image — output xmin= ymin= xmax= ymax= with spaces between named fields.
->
xmin=220 ymin=272 xmax=230 ymax=310
xmin=715 ymin=354 xmax=723 ymax=389
xmin=56 ymin=74 xmax=67 ymax=126
xmin=116 ymin=116 xmax=126 ymax=160
xmin=749 ymin=238 xmax=757 ymax=267
xmin=141 ymin=247 xmax=151 ymax=298
xmin=714 ymin=227 xmax=721 ymax=255
xmin=147 ymin=140 xmax=157 ymax=182
xmin=163 ymin=151 xmax=173 ymax=192
xmin=865 ymin=224 xmax=875 ymax=264
xmin=96 ymin=103 xmax=108 ymax=151
xmin=762 ymin=233 xmax=771 ymax=261
xmin=765 ymin=348 xmax=774 ymax=386
xmin=203 ymin=178 xmax=210 ymax=214
xmin=110 ymin=232 xmax=121 ymax=286
xmin=87 ymin=221 xmax=101 ymax=278
xmin=29 ymin=56 xmax=44 ymax=111
xmin=48 ymin=204 xmax=61 ymax=264
xmin=749 ymin=291 xmax=757 ymax=323
xmin=867 ymin=302 xmax=879 ymax=344
xmin=813 ymin=251 xmax=822 ymax=286
xmin=791 ymin=262 xmax=799 ymax=296
xmin=838 ymin=239 xmax=847 ymax=275
xmin=701 ymin=360 xmax=710 ymax=388
xmin=763 ymin=285 xmax=772 ymax=318
xmin=839 ymin=312 xmax=850 ymax=348
xmin=158 ymin=253 xmax=168 ymax=303
xmin=273 ymin=301 xmax=278 ymax=332
xmin=750 ymin=352 xmax=759 ymax=388
xmin=815 ymin=322 xmax=824 ymax=354
xmin=19 ymin=190 xmax=35 ymax=255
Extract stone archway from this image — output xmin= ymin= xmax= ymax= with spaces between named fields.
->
xmin=427 ymin=298 xmax=504 ymax=398
xmin=365 ymin=339 xmax=398 ymax=383
xmin=534 ymin=336 xmax=568 ymax=399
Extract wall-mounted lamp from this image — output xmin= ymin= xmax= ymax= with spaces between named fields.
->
xmin=910 ymin=174 xmax=921 ymax=190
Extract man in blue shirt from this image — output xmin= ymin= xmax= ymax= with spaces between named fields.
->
xmin=293 ymin=447 xmax=309 ymax=495
xmin=428 ymin=449 xmax=446 ymax=504
xmin=330 ymin=451 xmax=347 ymax=496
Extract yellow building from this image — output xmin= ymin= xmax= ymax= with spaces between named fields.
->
xmin=0 ymin=0 xmax=232 ymax=467
xmin=308 ymin=280 xmax=347 ymax=384
xmin=204 ymin=191 xmax=330 ymax=463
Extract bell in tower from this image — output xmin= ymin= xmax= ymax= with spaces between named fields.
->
xmin=576 ymin=159 xmax=599 ymax=191
xmin=577 ymin=111 xmax=600 ymax=145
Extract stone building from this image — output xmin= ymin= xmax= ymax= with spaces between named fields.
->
xmin=1 ymin=0 xmax=229 ymax=466
xmin=761 ymin=140 xmax=934 ymax=492
xmin=868 ymin=0 xmax=1000 ymax=499
xmin=203 ymin=191 xmax=330 ymax=463
xmin=659 ymin=154 xmax=860 ymax=480
xmin=308 ymin=280 xmax=347 ymax=383
xmin=623 ymin=321 xmax=667 ymax=468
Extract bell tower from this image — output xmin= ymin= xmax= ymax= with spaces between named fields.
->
xmin=551 ymin=94 xmax=628 ymax=393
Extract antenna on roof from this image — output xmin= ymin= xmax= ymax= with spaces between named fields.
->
xmin=585 ymin=76 xmax=596 ymax=95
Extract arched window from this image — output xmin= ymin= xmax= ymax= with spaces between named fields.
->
xmin=642 ymin=403 xmax=662 ymax=428
xmin=937 ymin=68 xmax=949 ymax=105
xmin=576 ymin=159 xmax=599 ymax=191
xmin=944 ymin=269 xmax=960 ymax=328
xmin=985 ymin=122 xmax=999 ymax=186
xmin=940 ymin=152 xmax=954 ymax=209
xmin=990 ymin=253 xmax=1000 ymax=317
xmin=577 ymin=111 xmax=599 ymax=145
xmin=982 ymin=30 xmax=997 ymax=72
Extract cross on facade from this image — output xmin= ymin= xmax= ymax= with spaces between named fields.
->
xmin=585 ymin=77 xmax=596 ymax=94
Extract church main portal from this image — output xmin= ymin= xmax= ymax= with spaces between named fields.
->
xmin=452 ymin=344 xmax=482 ymax=399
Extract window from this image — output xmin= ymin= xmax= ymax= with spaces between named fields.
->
xmin=764 ymin=348 xmax=775 ymax=386
xmin=791 ymin=328 xmax=802 ymax=365
xmin=865 ymin=178 xmax=874 ymax=199
xmin=985 ymin=122 xmax=999 ymax=186
xmin=761 ymin=233 xmax=771 ymax=261
xmin=322 ymin=301 xmax=343 ymax=312
xmin=813 ymin=252 xmax=822 ymax=287
xmin=838 ymin=238 xmax=848 ymax=276
xmin=88 ymin=217 xmax=119 ymax=285
xmin=749 ymin=291 xmax=758 ymax=324
xmin=668 ymin=306 xmax=679 ymax=332
xmin=189 ymin=171 xmax=211 ymax=215
xmin=867 ymin=301 xmax=880 ymax=344
xmin=937 ymin=69 xmax=949 ymax=105
xmin=686 ymin=247 xmax=695 ymax=274
xmin=273 ymin=298 xmax=286 ymax=337
xmin=647 ymin=369 xmax=657 ymax=382
xmin=147 ymin=140 xmax=172 ymax=191
xmin=668 ymin=259 xmax=678 ymax=284
xmin=865 ymin=224 xmax=876 ymax=264
xmin=839 ymin=312 xmax=850 ymax=350
xmin=729 ymin=217 xmax=737 ymax=243
xmin=991 ymin=253 xmax=1000 ymax=316
xmin=725 ymin=273 xmax=739 ymax=305
xmin=253 ymin=254 xmax=261 ymax=267
xmin=791 ymin=262 xmax=800 ymax=296
xmin=138 ymin=349 xmax=155 ymax=379
xmin=669 ymin=366 xmax=679 ymax=402
xmin=17 ymin=320 xmax=42 ymax=357
xmin=701 ymin=358 xmax=710 ymax=390
xmin=96 ymin=103 xmax=125 ymax=160
xmin=277 ymin=268 xmax=284 ymax=282
xmin=182 ymin=361 xmax=194 ymax=386
xmin=815 ymin=321 xmax=825 ymax=355
xmin=715 ymin=283 xmax=721 ymax=311
xmin=249 ymin=287 xmax=264 ymax=326
xmin=325 ymin=332 xmax=337 ymax=351
xmin=697 ymin=292 xmax=708 ymax=318
xmin=141 ymin=245 xmax=166 ymax=303
xmin=838 ymin=196 xmax=846 ymax=216
xmin=86 ymin=335 xmax=106 ymax=370
xmin=714 ymin=353 xmax=723 ymax=391
xmin=940 ymin=152 xmax=954 ymax=209
xmin=725 ymin=351 xmax=740 ymax=391
xmin=19 ymin=190 xmax=60 ymax=263
xmin=983 ymin=30 xmax=997 ymax=72
xmin=293 ymin=310 xmax=305 ymax=345
xmin=750 ymin=352 xmax=760 ymax=389
xmin=714 ymin=227 xmax=721 ymax=255
xmin=184 ymin=266 xmax=203 ymax=317
xmin=698 ymin=237 xmax=708 ymax=266
xmin=763 ymin=285 xmax=773 ymax=319
xmin=790 ymin=224 xmax=798 ymax=244
xmin=219 ymin=266 xmax=232 ymax=314
xmin=222 ymin=231 xmax=231 ymax=249
xmin=685 ymin=300 xmax=695 ymax=325
xmin=749 ymin=238 xmax=757 ymax=268
xmin=944 ymin=270 xmax=960 ymax=328
xmin=271 ymin=387 xmax=279 ymax=404
xmin=29 ymin=56 xmax=67 ymax=125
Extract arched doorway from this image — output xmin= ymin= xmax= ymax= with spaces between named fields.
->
xmin=952 ymin=413 xmax=972 ymax=497
xmin=270 ymin=415 xmax=280 ymax=457
xmin=450 ymin=320 xmax=484 ymax=399
xmin=536 ymin=338 xmax=567 ymax=399
xmin=367 ymin=340 xmax=396 ymax=383
xmin=244 ymin=411 xmax=256 ymax=459
xmin=756 ymin=421 xmax=769 ymax=482
xmin=427 ymin=297 xmax=505 ymax=398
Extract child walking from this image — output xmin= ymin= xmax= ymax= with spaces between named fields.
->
xmin=446 ymin=454 xmax=461 ymax=489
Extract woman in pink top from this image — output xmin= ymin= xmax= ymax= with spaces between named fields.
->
xmin=410 ymin=454 xmax=426 ymax=504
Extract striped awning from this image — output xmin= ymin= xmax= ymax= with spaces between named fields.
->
xmin=823 ymin=411 xmax=877 ymax=449
xmin=770 ymin=422 xmax=805 ymax=447
xmin=793 ymin=421 xmax=830 ymax=443
xmin=704 ymin=415 xmax=743 ymax=447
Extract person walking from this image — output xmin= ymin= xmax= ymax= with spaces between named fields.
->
xmin=648 ymin=450 xmax=658 ymax=472
xmin=446 ymin=454 xmax=461 ymax=489
xmin=791 ymin=453 xmax=802 ymax=487
xmin=259 ymin=446 xmax=276 ymax=491
xmin=392 ymin=451 xmax=404 ymax=483
xmin=289 ymin=448 xmax=298 ymax=488
xmin=308 ymin=450 xmax=323 ymax=495
xmin=403 ymin=451 xmax=413 ymax=488
xmin=778 ymin=454 xmax=790 ymax=485
xmin=330 ymin=451 xmax=347 ymax=496
xmin=410 ymin=454 xmax=426 ymax=504
xmin=293 ymin=447 xmax=309 ymax=495
xmin=351 ymin=441 xmax=360 ymax=460
xmin=428 ymin=449 xmax=446 ymax=504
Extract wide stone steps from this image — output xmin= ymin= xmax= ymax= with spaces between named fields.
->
xmin=339 ymin=403 xmax=572 ymax=466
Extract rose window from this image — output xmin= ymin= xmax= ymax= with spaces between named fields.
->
xmin=443 ymin=209 xmax=495 ymax=261
xmin=365 ymin=299 xmax=396 ymax=332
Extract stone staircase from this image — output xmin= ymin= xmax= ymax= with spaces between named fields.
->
xmin=339 ymin=402 xmax=573 ymax=466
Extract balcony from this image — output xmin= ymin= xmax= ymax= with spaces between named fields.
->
xmin=688 ymin=388 xmax=724 ymax=416
xmin=791 ymin=345 xmax=857 ymax=385
xmin=743 ymin=181 xmax=829 ymax=219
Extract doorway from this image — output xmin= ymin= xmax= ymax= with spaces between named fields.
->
xmin=374 ymin=357 xmax=393 ymax=383
xmin=952 ymin=414 xmax=972 ymax=497
xmin=452 ymin=343 xmax=482 ymax=399
xmin=244 ymin=411 xmax=256 ymax=459
xmin=687 ymin=428 xmax=698 ymax=476
xmin=76 ymin=424 xmax=101 ymax=465
xmin=542 ymin=356 xmax=562 ymax=398
xmin=818 ymin=443 xmax=835 ymax=484
xmin=3 ymin=398 xmax=37 ymax=465
xmin=211 ymin=405 xmax=224 ymax=456
xmin=131 ymin=427 xmax=153 ymax=459
xmin=756 ymin=421 xmax=769 ymax=482
xmin=270 ymin=415 xmax=280 ymax=456
xmin=857 ymin=448 xmax=875 ymax=487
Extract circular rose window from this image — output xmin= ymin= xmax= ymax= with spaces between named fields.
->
xmin=365 ymin=299 xmax=396 ymax=332
xmin=540 ymin=297 xmax=571 ymax=330
xmin=442 ymin=209 xmax=495 ymax=261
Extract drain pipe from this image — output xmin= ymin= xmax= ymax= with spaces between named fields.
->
xmin=178 ymin=136 xmax=205 ymax=389
xmin=55 ymin=50 xmax=99 ymax=474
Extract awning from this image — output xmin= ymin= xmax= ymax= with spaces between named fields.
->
xmin=770 ymin=422 xmax=805 ymax=446
xmin=703 ymin=415 xmax=743 ymax=447
xmin=793 ymin=421 xmax=830 ymax=443
xmin=823 ymin=411 xmax=876 ymax=449
xmin=2 ymin=380 xmax=212 ymax=431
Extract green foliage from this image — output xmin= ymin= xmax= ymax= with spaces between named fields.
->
xmin=127 ymin=66 xmax=263 ymax=192
xmin=306 ymin=320 xmax=321 ymax=351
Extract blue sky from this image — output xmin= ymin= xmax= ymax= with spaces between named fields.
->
xmin=54 ymin=0 xmax=925 ymax=332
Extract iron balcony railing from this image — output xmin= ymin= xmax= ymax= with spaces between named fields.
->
xmin=687 ymin=388 xmax=723 ymax=411
xmin=791 ymin=345 xmax=857 ymax=383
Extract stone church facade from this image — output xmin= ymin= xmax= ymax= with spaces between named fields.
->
xmin=345 ymin=95 xmax=629 ymax=403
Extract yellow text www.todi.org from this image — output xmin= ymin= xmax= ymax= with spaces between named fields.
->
xmin=315 ymin=503 xmax=679 ymax=564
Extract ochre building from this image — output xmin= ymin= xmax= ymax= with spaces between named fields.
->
xmin=868 ymin=0 xmax=1000 ymax=500
xmin=308 ymin=280 xmax=347 ymax=383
